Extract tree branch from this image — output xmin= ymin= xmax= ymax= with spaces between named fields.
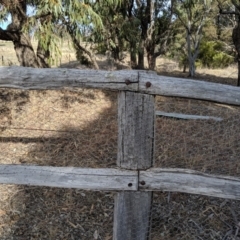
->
xmin=219 ymin=9 xmax=240 ymax=15
xmin=0 ymin=27 xmax=19 ymax=41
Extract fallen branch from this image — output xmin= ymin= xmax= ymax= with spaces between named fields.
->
xmin=156 ymin=111 xmax=223 ymax=121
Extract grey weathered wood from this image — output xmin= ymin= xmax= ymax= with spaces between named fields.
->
xmin=114 ymin=92 xmax=155 ymax=240
xmin=0 ymin=66 xmax=138 ymax=91
xmin=0 ymin=165 xmax=138 ymax=191
xmin=156 ymin=111 xmax=223 ymax=121
xmin=139 ymin=72 xmax=240 ymax=106
xmin=140 ymin=168 xmax=240 ymax=200
xmin=1 ymin=67 xmax=240 ymax=106
xmin=113 ymin=192 xmax=152 ymax=240
xmin=118 ymin=92 xmax=155 ymax=169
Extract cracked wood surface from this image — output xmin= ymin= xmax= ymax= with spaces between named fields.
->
xmin=1 ymin=67 xmax=240 ymax=105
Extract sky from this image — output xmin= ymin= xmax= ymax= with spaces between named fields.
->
xmin=0 ymin=14 xmax=11 ymax=30
xmin=0 ymin=5 xmax=34 ymax=30
xmin=0 ymin=22 xmax=9 ymax=30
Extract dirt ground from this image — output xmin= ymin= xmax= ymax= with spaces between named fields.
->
xmin=1 ymin=41 xmax=240 ymax=239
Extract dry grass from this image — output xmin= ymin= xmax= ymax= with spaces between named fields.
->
xmin=1 ymin=42 xmax=240 ymax=239
xmin=155 ymin=97 xmax=240 ymax=176
xmin=0 ymin=88 xmax=118 ymax=240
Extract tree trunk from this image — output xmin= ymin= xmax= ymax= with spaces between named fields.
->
xmin=137 ymin=40 xmax=145 ymax=69
xmin=147 ymin=47 xmax=156 ymax=71
xmin=112 ymin=46 xmax=120 ymax=62
xmin=0 ymin=2 xmax=40 ymax=68
xmin=36 ymin=42 xmax=50 ymax=68
xmin=112 ymin=35 xmax=120 ymax=62
xmin=238 ymin=58 xmax=240 ymax=86
xmin=232 ymin=20 xmax=240 ymax=86
xmin=67 ymin=24 xmax=99 ymax=70
xmin=188 ymin=57 xmax=196 ymax=77
xmin=130 ymin=51 xmax=137 ymax=69
xmin=129 ymin=42 xmax=137 ymax=69
xmin=13 ymin=34 xmax=40 ymax=68
xmin=186 ymin=29 xmax=196 ymax=77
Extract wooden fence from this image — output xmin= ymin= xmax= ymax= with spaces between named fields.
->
xmin=0 ymin=66 xmax=240 ymax=239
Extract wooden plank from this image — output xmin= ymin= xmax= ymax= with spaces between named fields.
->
xmin=114 ymin=92 xmax=155 ymax=240
xmin=156 ymin=111 xmax=223 ymax=121
xmin=0 ymin=165 xmax=138 ymax=191
xmin=139 ymin=168 xmax=240 ymax=200
xmin=1 ymin=67 xmax=240 ymax=107
xmin=139 ymin=72 xmax=240 ymax=106
xmin=117 ymin=92 xmax=155 ymax=169
xmin=113 ymin=192 xmax=152 ymax=240
xmin=0 ymin=66 xmax=138 ymax=91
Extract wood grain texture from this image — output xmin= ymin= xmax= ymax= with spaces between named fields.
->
xmin=139 ymin=168 xmax=240 ymax=200
xmin=0 ymin=165 xmax=138 ymax=191
xmin=139 ymin=72 xmax=240 ymax=106
xmin=113 ymin=192 xmax=152 ymax=240
xmin=156 ymin=111 xmax=223 ymax=121
xmin=117 ymin=92 xmax=155 ymax=169
xmin=0 ymin=66 xmax=138 ymax=91
xmin=1 ymin=67 xmax=240 ymax=106
xmin=114 ymin=92 xmax=155 ymax=240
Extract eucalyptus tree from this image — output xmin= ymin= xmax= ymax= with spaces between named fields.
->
xmin=0 ymin=0 xmax=119 ymax=68
xmin=218 ymin=0 xmax=240 ymax=86
xmin=129 ymin=0 xmax=174 ymax=70
xmin=145 ymin=0 xmax=174 ymax=70
xmin=174 ymin=0 xmax=213 ymax=77
xmin=0 ymin=0 xmax=50 ymax=67
xmin=89 ymin=0 xmax=174 ymax=70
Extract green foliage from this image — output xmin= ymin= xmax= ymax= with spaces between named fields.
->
xmin=197 ymin=41 xmax=234 ymax=68
xmin=0 ymin=0 xmax=121 ymax=67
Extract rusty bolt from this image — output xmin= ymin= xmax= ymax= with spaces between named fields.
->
xmin=146 ymin=82 xmax=151 ymax=88
xmin=140 ymin=181 xmax=146 ymax=186
xmin=125 ymin=79 xmax=131 ymax=85
xmin=128 ymin=183 xmax=133 ymax=187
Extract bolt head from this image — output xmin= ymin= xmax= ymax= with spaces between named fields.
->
xmin=146 ymin=82 xmax=151 ymax=88
xmin=125 ymin=79 xmax=131 ymax=85
xmin=140 ymin=181 xmax=146 ymax=185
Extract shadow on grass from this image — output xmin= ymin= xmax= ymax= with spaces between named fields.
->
xmin=0 ymin=90 xmax=118 ymax=240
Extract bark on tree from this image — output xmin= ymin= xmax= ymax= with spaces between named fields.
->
xmin=0 ymin=1 xmax=49 ymax=68
xmin=137 ymin=40 xmax=145 ymax=69
xmin=232 ymin=20 xmax=240 ymax=86
xmin=146 ymin=46 xmax=157 ymax=71
xmin=67 ymin=24 xmax=99 ymax=70
xmin=14 ymin=34 xmax=40 ymax=68
xmin=186 ymin=28 xmax=199 ymax=77
xmin=130 ymin=48 xmax=137 ymax=69
xmin=36 ymin=41 xmax=50 ymax=68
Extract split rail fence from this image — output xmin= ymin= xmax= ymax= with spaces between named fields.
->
xmin=1 ymin=66 xmax=240 ymax=239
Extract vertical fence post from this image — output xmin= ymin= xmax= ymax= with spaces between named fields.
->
xmin=113 ymin=91 xmax=155 ymax=240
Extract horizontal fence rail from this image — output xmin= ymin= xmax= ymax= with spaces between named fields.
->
xmin=139 ymin=168 xmax=240 ymax=200
xmin=1 ymin=66 xmax=240 ymax=106
xmin=0 ymin=165 xmax=138 ymax=191
xmin=1 ymin=165 xmax=240 ymax=200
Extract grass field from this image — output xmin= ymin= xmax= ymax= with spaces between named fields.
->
xmin=1 ymin=40 xmax=240 ymax=239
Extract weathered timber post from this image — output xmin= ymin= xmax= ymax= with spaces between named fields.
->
xmin=113 ymin=91 xmax=155 ymax=240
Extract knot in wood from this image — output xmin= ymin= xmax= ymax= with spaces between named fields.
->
xmin=125 ymin=79 xmax=131 ymax=85
xmin=145 ymin=82 xmax=151 ymax=88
